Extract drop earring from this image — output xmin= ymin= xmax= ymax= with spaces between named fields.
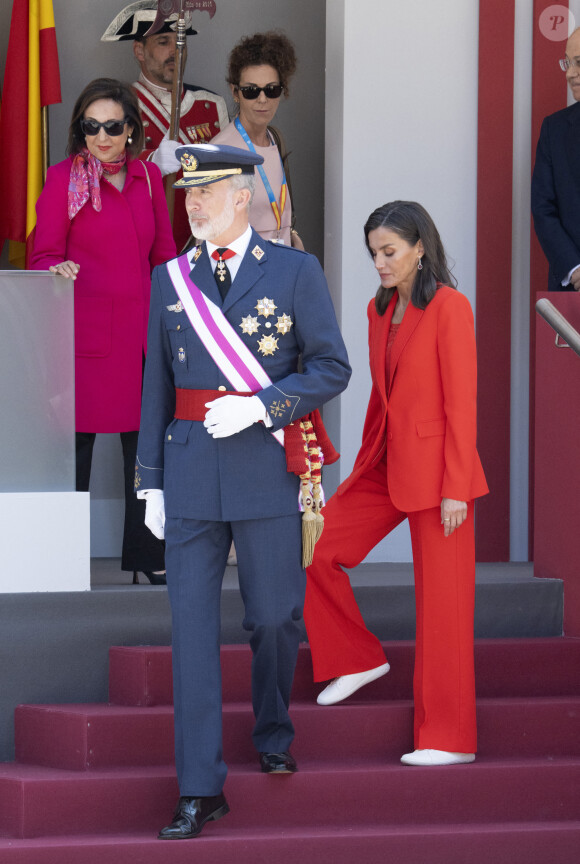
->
xmin=127 ymin=135 xmax=133 ymax=144
xmin=417 ymin=256 xmax=423 ymax=271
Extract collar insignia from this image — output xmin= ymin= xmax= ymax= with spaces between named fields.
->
xmin=252 ymin=245 xmax=265 ymax=260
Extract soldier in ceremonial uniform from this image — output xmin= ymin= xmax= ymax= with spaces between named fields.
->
xmin=135 ymin=143 xmax=351 ymax=839
xmin=102 ymin=1 xmax=229 ymax=250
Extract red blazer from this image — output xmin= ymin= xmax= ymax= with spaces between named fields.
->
xmin=339 ymin=285 xmax=488 ymax=512
xmin=31 ymin=156 xmax=176 ymax=433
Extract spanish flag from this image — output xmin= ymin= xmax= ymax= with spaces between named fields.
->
xmin=0 ymin=0 xmax=61 ymax=268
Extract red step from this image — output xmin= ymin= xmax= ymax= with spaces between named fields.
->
xmin=0 ymin=823 xmax=578 ymax=864
xmin=108 ymin=638 xmax=580 ymax=706
xmin=13 ymin=697 xmax=580 ymax=770
xmin=1 ymin=760 xmax=579 ymax=839
xmin=2 ymin=638 xmax=579 ymax=863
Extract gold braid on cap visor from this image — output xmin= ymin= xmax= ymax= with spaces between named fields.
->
xmin=175 ymin=167 xmax=244 ymax=186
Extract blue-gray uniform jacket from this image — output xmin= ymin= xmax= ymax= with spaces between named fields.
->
xmin=136 ymin=231 xmax=351 ymax=520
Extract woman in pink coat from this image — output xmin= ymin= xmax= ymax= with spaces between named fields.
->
xmin=31 ymin=78 xmax=176 ymax=583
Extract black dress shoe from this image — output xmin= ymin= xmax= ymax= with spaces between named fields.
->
xmin=259 ymin=751 xmax=297 ymax=773
xmin=158 ymin=794 xmax=229 ymax=840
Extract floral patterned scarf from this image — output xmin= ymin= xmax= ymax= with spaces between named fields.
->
xmin=68 ymin=148 xmax=127 ymax=220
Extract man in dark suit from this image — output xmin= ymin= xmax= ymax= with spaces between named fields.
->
xmin=532 ymin=28 xmax=580 ymax=291
xmin=135 ymin=143 xmax=351 ymax=840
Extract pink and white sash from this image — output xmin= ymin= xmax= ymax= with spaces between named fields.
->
xmin=165 ymin=252 xmax=285 ymax=446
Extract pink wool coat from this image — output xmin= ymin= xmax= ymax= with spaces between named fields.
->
xmin=31 ymin=156 xmax=176 ymax=432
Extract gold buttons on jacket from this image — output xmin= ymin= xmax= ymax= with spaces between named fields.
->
xmin=218 ymin=385 xmax=226 ymax=391
xmin=167 ymin=434 xmax=172 ymax=441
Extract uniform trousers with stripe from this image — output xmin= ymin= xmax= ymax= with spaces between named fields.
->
xmin=304 ymin=457 xmax=477 ymax=753
xmin=165 ymin=512 xmax=305 ymax=795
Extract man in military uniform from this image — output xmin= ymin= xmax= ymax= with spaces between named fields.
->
xmin=102 ymin=1 xmax=229 ymax=249
xmin=135 ymin=143 xmax=351 ymax=839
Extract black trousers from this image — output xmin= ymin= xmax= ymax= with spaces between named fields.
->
xmin=76 ymin=430 xmax=165 ymax=573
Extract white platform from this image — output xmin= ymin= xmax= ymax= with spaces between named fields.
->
xmin=0 ymin=492 xmax=90 ymax=592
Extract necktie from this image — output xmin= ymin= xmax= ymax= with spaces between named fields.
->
xmin=211 ymin=247 xmax=236 ymax=301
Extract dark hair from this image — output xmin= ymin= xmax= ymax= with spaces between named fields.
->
xmin=67 ymin=78 xmax=144 ymax=157
xmin=227 ymin=31 xmax=297 ymax=96
xmin=364 ymin=201 xmax=456 ymax=316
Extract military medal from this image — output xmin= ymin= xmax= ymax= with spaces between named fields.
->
xmin=187 ymin=123 xmax=212 ymax=142
xmin=216 ymin=259 xmax=229 ymax=282
xmin=240 ymin=315 xmax=261 ymax=335
xmin=276 ymin=314 xmax=293 ymax=334
xmin=257 ymin=334 xmax=279 ymax=356
xmin=255 ymin=297 xmax=277 ymax=317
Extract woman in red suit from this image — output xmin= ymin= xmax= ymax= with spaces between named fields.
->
xmin=304 ymin=201 xmax=488 ymax=766
xmin=31 ymin=78 xmax=176 ymax=583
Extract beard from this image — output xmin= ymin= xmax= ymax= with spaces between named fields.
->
xmin=189 ymin=192 xmax=235 ymax=241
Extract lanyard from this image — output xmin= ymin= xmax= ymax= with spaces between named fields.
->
xmin=235 ymin=117 xmax=287 ymax=235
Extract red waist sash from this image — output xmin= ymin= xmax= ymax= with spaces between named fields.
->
xmin=173 ymin=388 xmax=339 ymax=475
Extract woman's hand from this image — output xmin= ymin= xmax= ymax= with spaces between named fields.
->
xmin=441 ymin=498 xmax=467 ymax=537
xmin=49 ymin=260 xmax=80 ymax=280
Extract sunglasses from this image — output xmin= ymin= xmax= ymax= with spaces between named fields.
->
xmin=80 ymin=117 xmax=129 ymax=137
xmin=237 ymin=84 xmax=283 ymax=100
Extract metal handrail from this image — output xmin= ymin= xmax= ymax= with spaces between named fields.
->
xmin=535 ymin=298 xmax=580 ymax=358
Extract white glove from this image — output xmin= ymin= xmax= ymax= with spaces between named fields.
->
xmin=143 ymin=489 xmax=165 ymax=540
xmin=150 ymin=133 xmax=182 ymax=176
xmin=204 ymin=395 xmax=267 ymax=438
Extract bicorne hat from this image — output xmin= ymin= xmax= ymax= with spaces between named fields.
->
xmin=101 ymin=1 xmax=199 ymax=42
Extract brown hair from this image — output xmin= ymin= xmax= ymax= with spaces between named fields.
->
xmin=67 ymin=78 xmax=144 ymax=157
xmin=227 ymin=31 xmax=297 ymax=96
xmin=364 ymin=201 xmax=457 ymax=316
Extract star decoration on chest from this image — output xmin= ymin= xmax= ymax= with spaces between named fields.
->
xmin=255 ymin=297 xmax=277 ymax=318
xmin=276 ymin=314 xmax=293 ymax=335
xmin=257 ymin=334 xmax=279 ymax=356
xmin=240 ymin=315 xmax=261 ymax=336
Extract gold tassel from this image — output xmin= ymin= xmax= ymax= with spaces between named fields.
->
xmin=301 ymin=475 xmax=317 ymax=568
xmin=298 ymin=418 xmax=327 ymax=567
xmin=312 ymin=482 xmax=325 ymax=542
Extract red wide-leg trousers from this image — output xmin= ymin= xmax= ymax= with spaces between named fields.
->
xmin=304 ymin=458 xmax=477 ymax=753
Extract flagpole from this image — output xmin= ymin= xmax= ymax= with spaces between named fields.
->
xmin=41 ymin=106 xmax=49 ymax=184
